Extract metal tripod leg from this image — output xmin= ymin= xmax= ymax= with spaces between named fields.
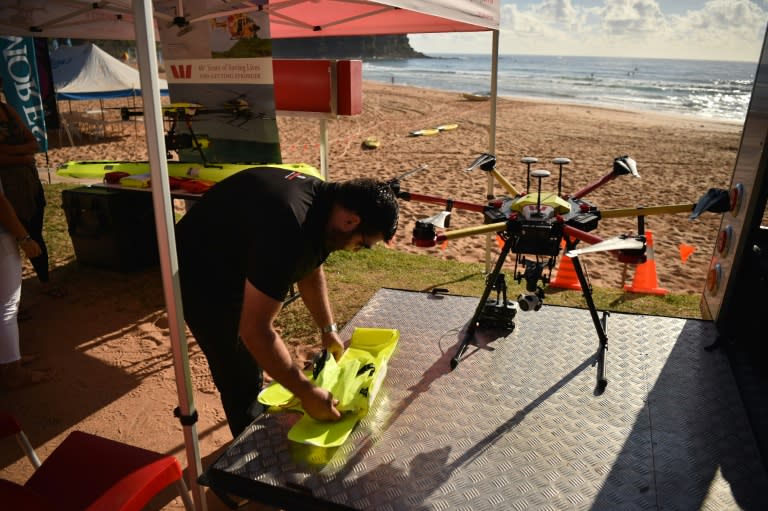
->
xmin=451 ymin=235 xmax=515 ymax=369
xmin=569 ymin=254 xmax=609 ymax=395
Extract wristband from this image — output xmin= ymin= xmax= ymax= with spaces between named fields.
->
xmin=320 ymin=323 xmax=338 ymax=334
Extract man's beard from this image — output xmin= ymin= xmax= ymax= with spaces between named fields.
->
xmin=324 ymin=227 xmax=359 ymax=252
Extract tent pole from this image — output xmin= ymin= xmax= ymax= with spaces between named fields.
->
xmin=485 ymin=29 xmax=500 ymax=273
xmin=320 ymin=118 xmax=329 ymax=179
xmin=133 ymin=1 xmax=206 ymax=510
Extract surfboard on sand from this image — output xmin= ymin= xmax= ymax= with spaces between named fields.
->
xmin=56 ymin=160 xmax=322 ymax=182
xmin=257 ymin=327 xmax=400 ymax=448
xmin=408 ymin=128 xmax=440 ymax=137
xmin=462 ymin=91 xmax=491 ymax=101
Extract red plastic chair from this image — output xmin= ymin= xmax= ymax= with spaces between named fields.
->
xmin=0 ymin=411 xmax=194 ymax=511
xmin=0 ymin=411 xmax=41 ymax=469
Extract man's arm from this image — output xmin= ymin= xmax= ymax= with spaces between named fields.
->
xmin=239 ymin=279 xmax=341 ymax=421
xmin=297 ymin=266 xmax=345 ymax=359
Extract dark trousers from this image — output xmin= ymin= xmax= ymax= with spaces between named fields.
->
xmin=24 ymin=186 xmax=49 ymax=283
xmin=182 ymin=299 xmax=264 ymax=438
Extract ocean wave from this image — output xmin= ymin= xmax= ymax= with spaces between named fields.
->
xmin=363 ymin=54 xmax=755 ymax=122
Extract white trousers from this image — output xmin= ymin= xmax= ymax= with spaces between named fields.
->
xmin=0 ymin=229 xmax=21 ymax=364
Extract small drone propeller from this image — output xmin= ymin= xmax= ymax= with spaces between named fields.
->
xmin=566 ymin=234 xmax=645 ymax=257
xmin=386 ymin=164 xmax=429 ymax=196
xmin=465 ymin=153 xmax=496 ymax=172
xmin=395 ymin=164 xmax=428 ymax=181
xmin=613 ymin=155 xmax=640 ymax=178
xmin=690 ymin=188 xmax=730 ymax=219
xmin=419 ymin=211 xmax=451 ymax=229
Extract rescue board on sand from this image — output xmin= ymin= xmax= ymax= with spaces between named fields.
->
xmin=56 ymin=160 xmax=322 ymax=181
xmin=408 ymin=128 xmax=439 ymax=137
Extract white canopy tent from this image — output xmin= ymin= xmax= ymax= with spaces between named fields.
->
xmin=51 ymin=42 xmax=168 ymax=100
xmin=0 ymin=2 xmax=500 ymax=509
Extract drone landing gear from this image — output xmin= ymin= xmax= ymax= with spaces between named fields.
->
xmin=569 ymin=253 xmax=609 ymax=395
xmin=451 ymin=236 xmax=516 ymax=369
xmin=451 ymin=235 xmax=611 ymax=395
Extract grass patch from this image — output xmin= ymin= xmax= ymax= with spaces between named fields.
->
xmin=40 ymin=182 xmax=704 ymax=347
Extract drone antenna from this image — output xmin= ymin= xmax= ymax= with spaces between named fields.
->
xmin=396 ymin=164 xmax=429 ymax=182
xmin=552 ymin=157 xmax=570 ymax=197
xmin=530 ymin=169 xmax=550 ymax=216
xmin=521 ymin=157 xmax=537 ymax=195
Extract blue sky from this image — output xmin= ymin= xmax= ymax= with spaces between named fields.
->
xmin=409 ymin=0 xmax=767 ymax=61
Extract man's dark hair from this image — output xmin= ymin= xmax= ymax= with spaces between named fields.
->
xmin=333 ymin=178 xmax=399 ymax=241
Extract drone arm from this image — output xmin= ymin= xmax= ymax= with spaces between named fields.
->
xmin=600 ymin=203 xmax=695 ymax=219
xmin=489 ymin=169 xmax=522 ymax=197
xmin=435 ymin=221 xmax=507 ymax=243
xmin=570 ymin=172 xmax=619 ymax=200
xmin=431 ymin=221 xmax=605 ymax=245
xmin=563 ymin=225 xmax=604 ymax=246
xmin=396 ymin=192 xmax=486 ymax=213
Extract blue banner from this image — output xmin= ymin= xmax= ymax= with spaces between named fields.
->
xmin=0 ymin=36 xmax=48 ymax=152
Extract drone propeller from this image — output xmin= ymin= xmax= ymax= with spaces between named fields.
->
xmin=566 ymin=234 xmax=645 ymax=257
xmin=690 ymin=188 xmax=730 ymax=219
xmin=465 ymin=153 xmax=496 ymax=172
xmin=393 ymin=164 xmax=429 ymax=182
xmin=419 ymin=211 xmax=451 ymax=229
xmin=613 ymin=155 xmax=640 ymax=178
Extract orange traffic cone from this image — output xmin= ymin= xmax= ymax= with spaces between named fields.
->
xmin=624 ymin=230 xmax=668 ymax=295
xmin=549 ymin=243 xmax=582 ymax=290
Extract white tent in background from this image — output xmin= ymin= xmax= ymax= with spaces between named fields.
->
xmin=0 ymin=2 xmax=500 ymax=510
xmin=51 ymin=42 xmax=168 ymax=100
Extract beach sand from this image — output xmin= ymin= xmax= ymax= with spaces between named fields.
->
xmin=1 ymin=81 xmax=742 ymax=510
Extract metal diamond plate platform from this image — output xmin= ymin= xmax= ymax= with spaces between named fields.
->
xmin=202 ymin=288 xmax=768 ymax=510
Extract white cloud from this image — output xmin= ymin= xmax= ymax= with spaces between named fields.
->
xmin=596 ymin=0 xmax=667 ymax=34
xmin=409 ymin=0 xmax=766 ymax=61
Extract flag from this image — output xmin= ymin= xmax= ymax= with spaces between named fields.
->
xmin=0 ymin=36 xmax=48 ymax=152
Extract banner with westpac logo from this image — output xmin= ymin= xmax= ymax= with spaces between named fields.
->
xmin=0 ymin=36 xmax=48 ymax=152
xmin=158 ymin=0 xmax=280 ymax=165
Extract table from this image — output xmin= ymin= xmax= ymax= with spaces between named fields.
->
xmin=200 ymin=288 xmax=768 ymax=510
xmin=92 ymin=182 xmax=204 ymax=202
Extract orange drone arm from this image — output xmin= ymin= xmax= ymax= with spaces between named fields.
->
xmin=562 ymin=225 xmax=605 ymax=246
xmin=397 ymin=192 xmax=486 ymax=213
xmin=570 ymin=172 xmax=619 ymax=200
xmin=600 ymin=203 xmax=695 ymax=218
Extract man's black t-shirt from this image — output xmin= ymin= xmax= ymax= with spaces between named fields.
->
xmin=176 ymin=167 xmax=332 ymax=310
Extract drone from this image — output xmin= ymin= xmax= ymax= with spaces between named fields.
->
xmin=387 ymin=154 xmax=729 ymax=394
xmin=218 ymin=94 xmax=270 ymax=127
xmin=121 ymin=103 xmax=216 ymax=166
xmin=119 ymin=95 xmax=272 ymax=165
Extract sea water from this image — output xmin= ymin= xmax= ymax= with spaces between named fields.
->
xmin=362 ymin=54 xmax=757 ymax=123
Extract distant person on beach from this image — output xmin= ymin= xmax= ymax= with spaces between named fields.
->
xmin=0 ymin=176 xmax=49 ymax=389
xmin=176 ymin=167 xmax=399 ymax=436
xmin=0 ymin=81 xmax=62 ymax=299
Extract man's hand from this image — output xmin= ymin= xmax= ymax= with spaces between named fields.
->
xmin=321 ymin=331 xmax=345 ymax=360
xmin=19 ymin=238 xmax=41 ymax=258
xmin=299 ymin=385 xmax=342 ymax=422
